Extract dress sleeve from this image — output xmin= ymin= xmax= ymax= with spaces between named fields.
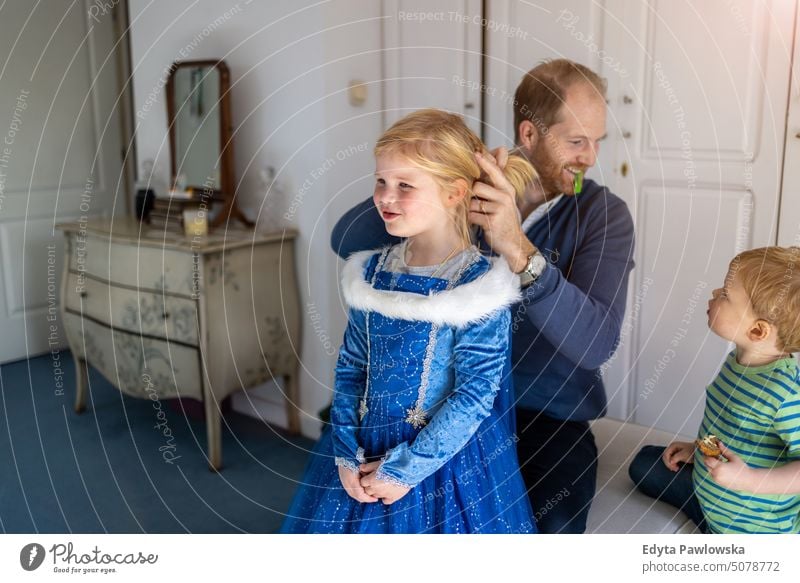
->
xmin=375 ymin=308 xmax=511 ymax=487
xmin=330 ymin=308 xmax=369 ymax=472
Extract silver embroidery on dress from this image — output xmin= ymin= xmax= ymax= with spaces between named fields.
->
xmin=404 ymin=250 xmax=481 ymax=428
xmin=405 ymin=322 xmax=439 ymax=428
xmin=359 ymin=248 xmax=390 ymax=421
xmin=334 ymin=457 xmax=359 ymax=473
xmin=374 ymin=467 xmax=412 ymax=489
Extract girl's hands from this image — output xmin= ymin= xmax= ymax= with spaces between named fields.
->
xmin=359 ymin=461 xmax=411 ymax=505
xmin=338 ymin=466 xmax=379 ymax=504
xmin=662 ymin=441 xmax=696 ymax=471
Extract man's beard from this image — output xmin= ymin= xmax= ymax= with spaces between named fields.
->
xmin=525 ymin=140 xmax=581 ymax=196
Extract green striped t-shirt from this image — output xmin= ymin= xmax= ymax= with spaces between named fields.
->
xmin=693 ymin=351 xmax=800 ymax=533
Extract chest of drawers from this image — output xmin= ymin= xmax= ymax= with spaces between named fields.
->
xmin=58 ymin=218 xmax=301 ymax=470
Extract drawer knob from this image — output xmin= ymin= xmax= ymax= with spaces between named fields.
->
xmin=162 ymin=312 xmax=170 ymax=319
xmin=79 ymin=291 xmax=88 ymax=298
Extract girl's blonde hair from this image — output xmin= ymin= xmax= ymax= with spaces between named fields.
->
xmin=374 ymin=109 xmax=538 ymax=245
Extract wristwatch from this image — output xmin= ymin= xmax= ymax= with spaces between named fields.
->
xmin=518 ymin=250 xmax=547 ymax=288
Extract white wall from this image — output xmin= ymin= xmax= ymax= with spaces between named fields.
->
xmin=129 ymin=0 xmax=384 ymax=438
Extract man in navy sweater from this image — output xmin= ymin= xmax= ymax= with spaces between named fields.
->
xmin=330 ymin=59 xmax=635 ymax=533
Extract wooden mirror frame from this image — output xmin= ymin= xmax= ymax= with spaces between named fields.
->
xmin=165 ymin=59 xmax=251 ymax=228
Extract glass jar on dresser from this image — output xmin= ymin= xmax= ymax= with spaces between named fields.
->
xmin=57 ymin=218 xmax=301 ymax=470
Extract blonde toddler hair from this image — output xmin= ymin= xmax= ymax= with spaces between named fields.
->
xmin=730 ymin=246 xmax=800 ymax=353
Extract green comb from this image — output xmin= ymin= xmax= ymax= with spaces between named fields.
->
xmin=573 ymin=171 xmax=584 ymax=194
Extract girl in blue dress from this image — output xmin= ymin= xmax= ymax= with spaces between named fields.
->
xmin=281 ymin=109 xmax=537 ymax=533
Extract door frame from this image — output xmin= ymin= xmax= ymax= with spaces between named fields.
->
xmin=779 ymin=3 xmax=800 ymax=248
xmin=115 ymin=0 xmax=136 ymax=216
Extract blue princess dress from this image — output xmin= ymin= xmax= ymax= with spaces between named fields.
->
xmin=281 ymin=245 xmax=536 ymax=533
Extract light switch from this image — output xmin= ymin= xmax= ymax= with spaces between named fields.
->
xmin=348 ymin=81 xmax=367 ymax=106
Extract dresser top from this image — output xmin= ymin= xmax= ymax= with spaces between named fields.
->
xmin=57 ymin=217 xmax=298 ymax=253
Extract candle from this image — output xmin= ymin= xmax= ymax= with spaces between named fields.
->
xmin=183 ymin=208 xmax=208 ymax=237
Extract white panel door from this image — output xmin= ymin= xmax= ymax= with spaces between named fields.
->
xmin=603 ymin=0 xmax=794 ymax=434
xmin=382 ymin=0 xmax=483 ymax=134
xmin=0 ymin=1 xmax=123 ymax=362
xmin=484 ymin=0 xmax=795 ymax=433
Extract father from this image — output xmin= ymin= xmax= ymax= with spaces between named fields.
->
xmin=330 ymin=59 xmax=635 ymax=533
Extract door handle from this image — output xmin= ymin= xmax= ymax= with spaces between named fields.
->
xmin=620 ymin=162 xmax=629 ymax=177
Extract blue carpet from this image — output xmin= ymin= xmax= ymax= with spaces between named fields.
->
xmin=0 ymin=352 xmax=314 ymax=533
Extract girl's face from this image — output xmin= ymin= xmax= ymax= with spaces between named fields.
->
xmin=373 ymin=152 xmax=457 ymax=239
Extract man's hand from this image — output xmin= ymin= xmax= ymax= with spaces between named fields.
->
xmin=359 ymin=461 xmax=411 ymax=505
xmin=662 ymin=441 xmax=696 ymax=471
xmin=338 ymin=466 xmax=379 ymax=504
xmin=469 ymin=149 xmax=536 ymax=273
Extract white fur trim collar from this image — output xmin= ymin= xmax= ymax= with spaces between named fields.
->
xmin=341 ymin=248 xmax=521 ymax=327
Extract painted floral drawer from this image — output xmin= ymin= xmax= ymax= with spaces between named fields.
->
xmin=63 ymin=312 xmax=202 ymax=400
xmin=63 ymin=272 xmax=199 ymax=346
xmin=68 ymin=233 xmax=197 ymax=297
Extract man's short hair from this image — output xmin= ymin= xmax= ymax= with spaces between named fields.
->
xmin=730 ymin=246 xmax=800 ymax=353
xmin=513 ymin=59 xmax=607 ymax=143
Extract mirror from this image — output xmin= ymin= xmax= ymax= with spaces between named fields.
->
xmin=166 ymin=59 xmax=251 ymax=227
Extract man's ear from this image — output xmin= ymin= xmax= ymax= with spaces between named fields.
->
xmin=518 ymin=120 xmax=539 ymax=151
xmin=445 ymin=179 xmax=469 ymax=207
xmin=747 ymin=319 xmax=771 ymax=342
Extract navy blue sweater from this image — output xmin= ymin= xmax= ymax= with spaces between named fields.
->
xmin=330 ymin=179 xmax=635 ymax=421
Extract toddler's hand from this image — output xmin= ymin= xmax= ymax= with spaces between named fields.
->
xmin=705 ymin=441 xmax=756 ymax=491
xmin=662 ymin=441 xmax=696 ymax=471
xmin=359 ymin=461 xmax=411 ymax=505
xmin=338 ymin=466 xmax=378 ymax=504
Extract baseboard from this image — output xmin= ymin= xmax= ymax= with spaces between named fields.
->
xmin=232 ymin=380 xmax=321 ymax=440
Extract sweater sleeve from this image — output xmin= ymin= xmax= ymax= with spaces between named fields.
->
xmin=330 ymin=196 xmax=401 ymax=259
xmin=330 ymin=308 xmax=369 ymax=472
xmin=375 ymin=309 xmax=511 ymax=487
xmin=521 ymin=193 xmax=635 ymax=370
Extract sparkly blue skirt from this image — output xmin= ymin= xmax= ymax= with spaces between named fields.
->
xmin=280 ymin=404 xmax=536 ymax=534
